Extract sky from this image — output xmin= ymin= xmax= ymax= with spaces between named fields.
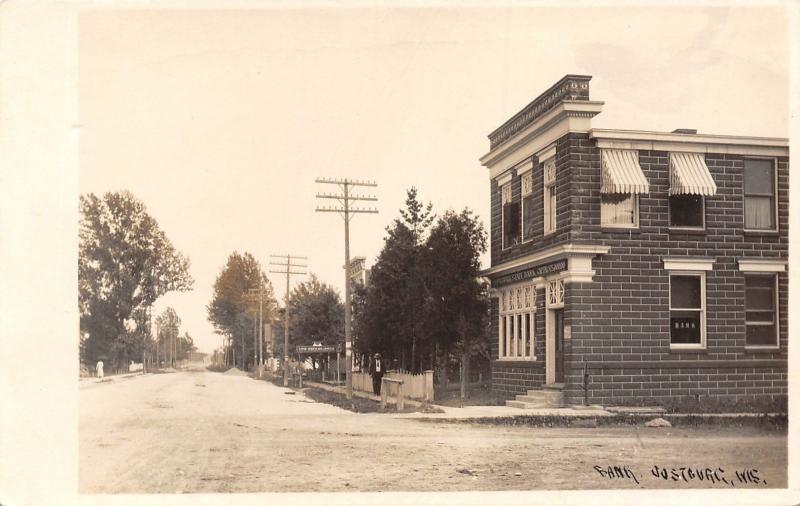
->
xmin=78 ymin=4 xmax=790 ymax=354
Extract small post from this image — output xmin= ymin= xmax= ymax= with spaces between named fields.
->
xmin=397 ymin=383 xmax=405 ymax=411
xmin=380 ymin=378 xmax=387 ymax=408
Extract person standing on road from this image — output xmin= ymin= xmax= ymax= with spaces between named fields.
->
xmin=371 ymin=353 xmax=383 ymax=395
xmin=96 ymin=359 xmax=104 ymax=381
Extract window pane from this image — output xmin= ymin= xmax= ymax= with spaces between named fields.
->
xmin=601 ymin=193 xmax=635 ymax=226
xmin=670 ymin=310 xmax=702 ymax=344
xmin=745 ymin=311 xmax=775 ymax=323
xmin=525 ymin=314 xmax=533 ymax=356
xmin=745 ymin=159 xmax=774 ymax=195
xmin=745 ymin=276 xmax=775 ymax=310
xmin=671 ymin=276 xmax=701 ymax=309
xmin=745 ymin=196 xmax=774 ymax=229
xmin=522 ymin=195 xmax=535 ymax=239
xmin=669 ymin=195 xmax=704 ymax=227
xmin=746 ymin=324 xmax=776 ymax=346
xmin=503 ymin=202 xmax=520 ymax=247
xmin=499 ymin=317 xmax=505 ymax=356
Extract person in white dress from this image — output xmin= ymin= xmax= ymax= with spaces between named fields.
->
xmin=96 ymin=360 xmax=104 ymax=380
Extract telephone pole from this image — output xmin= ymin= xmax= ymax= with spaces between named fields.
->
xmin=315 ymin=178 xmax=378 ymax=399
xmin=269 ymin=254 xmax=307 ymax=387
xmin=247 ymin=281 xmax=270 ymax=372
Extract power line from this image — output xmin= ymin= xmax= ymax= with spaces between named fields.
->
xmin=269 ymin=254 xmax=307 ymax=387
xmin=314 ymin=178 xmax=378 ymax=399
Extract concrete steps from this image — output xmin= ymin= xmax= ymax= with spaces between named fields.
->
xmin=505 ymin=383 xmax=565 ymax=409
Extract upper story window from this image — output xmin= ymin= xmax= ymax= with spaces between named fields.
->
xmin=744 ymin=158 xmax=777 ymax=231
xmin=501 ymin=183 xmax=520 ymax=248
xmin=543 ymin=161 xmax=557 ymax=235
xmin=668 ymin=152 xmax=717 ymax=230
xmin=521 ymin=171 xmax=535 ymax=241
xmin=600 ymin=149 xmax=648 ymax=228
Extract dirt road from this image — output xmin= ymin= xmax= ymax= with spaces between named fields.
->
xmin=79 ymin=369 xmax=787 ymax=493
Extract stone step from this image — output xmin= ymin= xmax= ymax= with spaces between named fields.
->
xmin=517 ymin=394 xmax=564 ymax=405
xmin=505 ymin=398 xmax=563 ymax=409
xmin=541 ymin=382 xmax=565 ymax=391
xmin=524 ymin=389 xmax=564 ymax=398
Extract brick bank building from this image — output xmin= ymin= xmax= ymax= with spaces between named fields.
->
xmin=480 ymin=75 xmax=789 ymax=407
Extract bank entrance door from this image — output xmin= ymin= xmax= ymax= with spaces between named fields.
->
xmin=554 ymin=309 xmax=564 ymax=383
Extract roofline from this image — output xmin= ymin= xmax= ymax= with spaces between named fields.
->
xmin=589 ymin=128 xmax=788 ymax=147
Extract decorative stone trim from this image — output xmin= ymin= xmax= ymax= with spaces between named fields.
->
xmin=488 ymin=75 xmax=592 ymax=149
xmin=738 ymin=259 xmax=787 ymax=272
xmin=495 ymin=171 xmax=513 ymax=187
xmin=663 ymin=257 xmax=715 ymax=271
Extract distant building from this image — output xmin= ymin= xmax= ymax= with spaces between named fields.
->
xmin=480 ymin=74 xmax=788 ymax=408
xmin=347 ymin=256 xmax=370 ymax=287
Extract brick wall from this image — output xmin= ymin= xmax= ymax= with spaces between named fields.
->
xmin=488 ymin=131 xmax=788 ymax=406
xmin=562 ymin=134 xmax=788 ymax=405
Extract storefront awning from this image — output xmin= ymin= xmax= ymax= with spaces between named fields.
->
xmin=600 ymin=149 xmax=649 ymax=194
xmin=669 ymin=152 xmax=717 ymax=196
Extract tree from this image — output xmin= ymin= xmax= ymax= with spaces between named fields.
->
xmin=206 ymin=251 xmax=274 ymax=370
xmin=79 ymin=191 xmax=193 ymax=370
xmin=357 ymin=188 xmax=434 ymax=372
xmin=155 ymin=306 xmax=181 ymax=366
xmin=288 ymin=274 xmax=344 ymax=370
xmin=421 ymin=209 xmax=488 ymax=401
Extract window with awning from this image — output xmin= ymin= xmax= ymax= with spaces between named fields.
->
xmin=600 ymin=149 xmax=649 ymax=228
xmin=668 ymin=152 xmax=717 ymax=196
xmin=600 ymin=149 xmax=650 ymax=194
xmin=668 ymin=153 xmax=715 ymax=229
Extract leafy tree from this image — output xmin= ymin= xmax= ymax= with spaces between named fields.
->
xmin=421 ymin=209 xmax=488 ymax=398
xmin=289 ymin=274 xmax=344 ymax=347
xmin=155 ymin=306 xmax=181 ymax=366
xmin=206 ymin=251 xmax=274 ymax=369
xmin=358 ymin=188 xmax=434 ymax=372
xmin=79 ymin=191 xmax=193 ymax=369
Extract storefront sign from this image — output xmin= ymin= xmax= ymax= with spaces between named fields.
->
xmin=296 ymin=345 xmax=337 ymax=353
xmin=493 ymin=259 xmax=568 ymax=287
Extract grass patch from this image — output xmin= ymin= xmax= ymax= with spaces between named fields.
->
xmin=302 ymin=386 xmax=444 ymax=414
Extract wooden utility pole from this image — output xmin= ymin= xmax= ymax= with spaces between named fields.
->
xmin=269 ymin=254 xmax=307 ymax=387
xmin=315 ymin=178 xmax=378 ymax=399
xmin=247 ymin=282 xmax=270 ymax=371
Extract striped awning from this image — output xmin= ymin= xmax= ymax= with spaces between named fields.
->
xmin=669 ymin=152 xmax=717 ymax=196
xmin=600 ymin=149 xmax=649 ymax=194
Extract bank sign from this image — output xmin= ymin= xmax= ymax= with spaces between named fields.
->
xmin=492 ymin=259 xmax=568 ymax=287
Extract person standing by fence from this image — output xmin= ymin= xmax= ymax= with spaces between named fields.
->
xmin=371 ymin=353 xmax=383 ymax=395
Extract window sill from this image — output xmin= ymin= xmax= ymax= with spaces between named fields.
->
xmin=492 ymin=359 xmax=541 ymax=368
xmin=668 ymin=227 xmax=706 ymax=236
xmin=743 ymin=346 xmax=780 ymax=354
xmin=668 ymin=347 xmax=708 ymax=354
xmin=743 ymin=229 xmax=780 ymax=237
xmin=600 ymin=227 xmax=640 ymax=234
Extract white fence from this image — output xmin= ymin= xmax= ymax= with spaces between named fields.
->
xmin=351 ymin=370 xmax=434 ymax=401
xmin=128 ymin=361 xmax=143 ymax=373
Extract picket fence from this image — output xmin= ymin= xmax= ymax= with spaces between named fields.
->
xmin=351 ymin=370 xmax=434 ymax=402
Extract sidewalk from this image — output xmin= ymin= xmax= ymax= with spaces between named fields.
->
xmin=302 ymin=380 xmax=614 ymax=419
xmin=78 ymin=371 xmax=148 ymax=388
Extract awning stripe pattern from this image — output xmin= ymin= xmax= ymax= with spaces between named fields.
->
xmin=600 ymin=149 xmax=650 ymax=194
xmin=669 ymin=152 xmax=717 ymax=196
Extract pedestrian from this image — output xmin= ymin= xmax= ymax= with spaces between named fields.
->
xmin=371 ymin=353 xmax=383 ymax=395
xmin=96 ymin=359 xmax=104 ymax=381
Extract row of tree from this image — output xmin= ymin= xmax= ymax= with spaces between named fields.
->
xmin=353 ymin=188 xmax=489 ymax=388
xmin=79 ymin=191 xmax=195 ymax=372
xmin=206 ymin=250 xmax=345 ymax=371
